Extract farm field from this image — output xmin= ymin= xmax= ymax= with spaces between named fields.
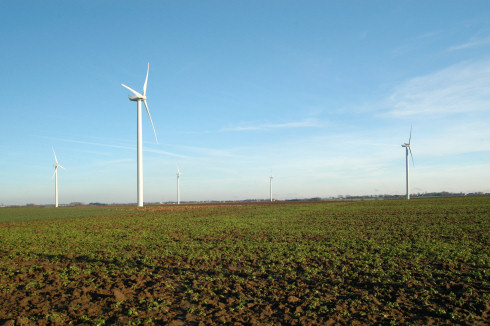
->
xmin=0 ymin=197 xmax=488 ymax=325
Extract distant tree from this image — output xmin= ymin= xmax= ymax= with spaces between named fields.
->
xmin=308 ymin=197 xmax=322 ymax=201
xmin=89 ymin=202 xmax=106 ymax=206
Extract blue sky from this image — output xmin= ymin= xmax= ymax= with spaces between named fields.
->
xmin=1 ymin=1 xmax=489 ymax=205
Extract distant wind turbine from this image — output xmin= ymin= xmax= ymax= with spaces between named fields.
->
xmin=401 ymin=126 xmax=414 ymax=200
xmin=269 ymin=175 xmax=273 ymax=202
xmin=52 ymin=147 xmax=65 ymax=208
xmin=121 ymin=63 xmax=158 ymax=207
xmin=176 ymin=165 xmax=182 ymax=205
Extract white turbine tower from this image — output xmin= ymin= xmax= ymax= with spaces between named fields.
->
xmin=269 ymin=175 xmax=273 ymax=202
xmin=52 ymin=147 xmax=65 ymax=208
xmin=121 ymin=63 xmax=158 ymax=207
xmin=176 ymin=166 xmax=182 ymax=205
xmin=401 ymin=126 xmax=414 ymax=200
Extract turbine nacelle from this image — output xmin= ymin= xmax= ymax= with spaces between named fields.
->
xmin=128 ymin=95 xmax=147 ymax=102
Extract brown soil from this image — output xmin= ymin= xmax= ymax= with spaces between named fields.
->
xmin=1 ymin=252 xmax=488 ymax=325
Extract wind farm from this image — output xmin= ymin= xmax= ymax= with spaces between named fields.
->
xmin=1 ymin=2 xmax=489 ymax=325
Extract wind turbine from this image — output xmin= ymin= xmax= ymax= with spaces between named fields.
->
xmin=52 ymin=147 xmax=65 ymax=208
xmin=269 ymin=175 xmax=273 ymax=202
xmin=121 ymin=63 xmax=158 ymax=207
xmin=176 ymin=165 xmax=182 ymax=205
xmin=401 ymin=126 xmax=414 ymax=200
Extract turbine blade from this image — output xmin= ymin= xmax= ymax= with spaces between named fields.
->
xmin=59 ymin=165 xmax=66 ymax=170
xmin=143 ymin=63 xmax=149 ymax=96
xmin=52 ymin=169 xmax=56 ymax=179
xmin=144 ymin=100 xmax=158 ymax=144
xmin=121 ymin=84 xmax=143 ymax=97
xmin=408 ymin=125 xmax=412 ymax=145
xmin=52 ymin=146 xmax=58 ymax=164
xmin=409 ymin=146 xmax=414 ymax=165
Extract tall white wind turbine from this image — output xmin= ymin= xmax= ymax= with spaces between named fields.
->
xmin=176 ymin=166 xmax=182 ymax=205
xmin=121 ymin=63 xmax=158 ymax=207
xmin=269 ymin=175 xmax=273 ymax=202
xmin=52 ymin=147 xmax=65 ymax=208
xmin=401 ymin=126 xmax=414 ymax=200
